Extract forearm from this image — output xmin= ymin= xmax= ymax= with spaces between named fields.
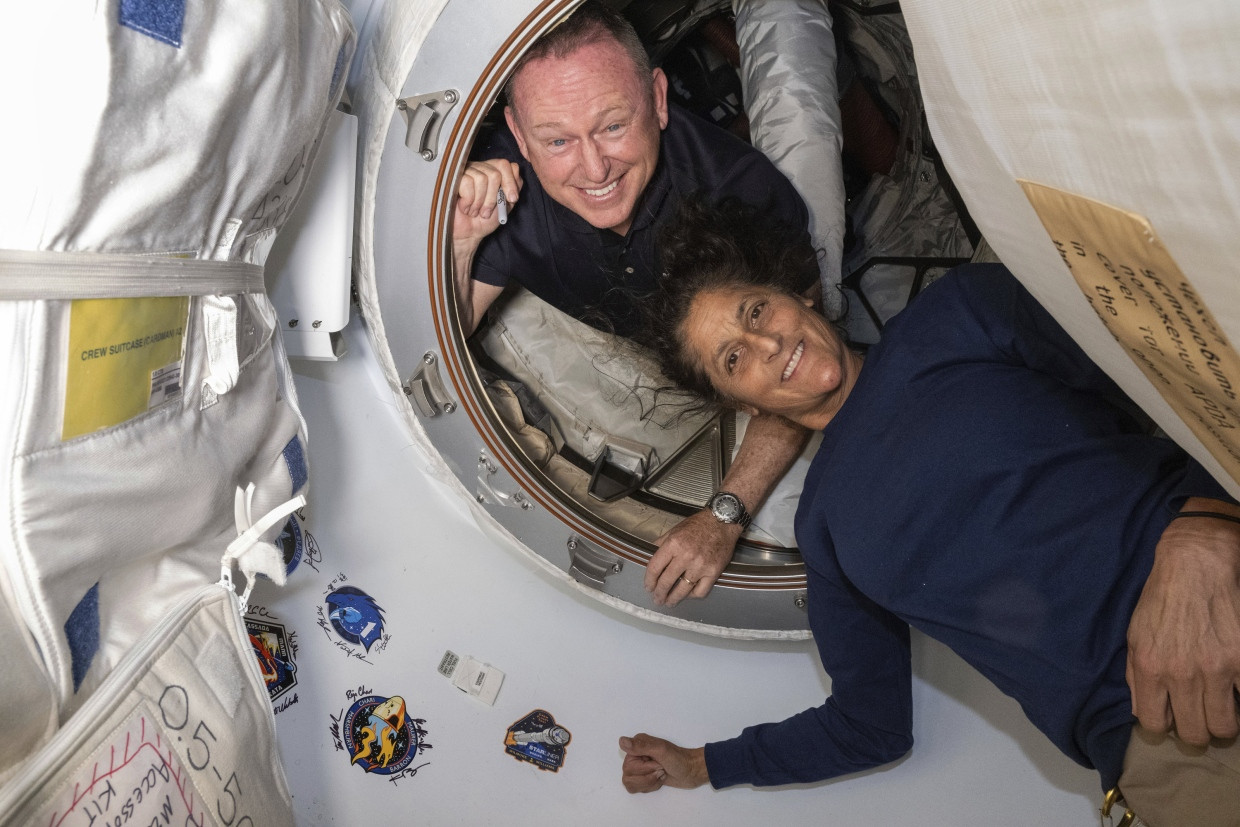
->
xmin=452 ymin=238 xmax=481 ymax=336
xmin=721 ymin=413 xmax=811 ymax=509
xmin=705 ymin=701 xmax=912 ymax=789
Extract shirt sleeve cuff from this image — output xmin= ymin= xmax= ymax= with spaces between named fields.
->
xmin=703 ymin=738 xmax=749 ymax=790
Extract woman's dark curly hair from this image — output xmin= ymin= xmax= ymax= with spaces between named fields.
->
xmin=635 ymin=194 xmax=820 ymax=408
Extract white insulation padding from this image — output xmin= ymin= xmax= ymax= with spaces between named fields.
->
xmin=900 ymin=0 xmax=1240 ymax=498
xmin=733 ymin=0 xmax=846 ymax=318
xmin=0 ymin=0 xmax=354 ymax=785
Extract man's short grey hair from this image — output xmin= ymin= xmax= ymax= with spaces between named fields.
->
xmin=505 ymin=1 xmax=654 ymax=111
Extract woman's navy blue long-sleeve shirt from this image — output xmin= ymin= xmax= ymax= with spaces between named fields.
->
xmin=705 ymin=264 xmax=1232 ymax=791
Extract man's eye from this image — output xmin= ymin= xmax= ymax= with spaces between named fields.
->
xmin=550 ymin=138 xmax=567 ymax=147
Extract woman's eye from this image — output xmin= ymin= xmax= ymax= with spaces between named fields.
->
xmin=606 ymin=123 xmax=622 ymax=132
xmin=726 ymin=350 xmax=740 ymax=373
xmin=749 ymin=303 xmax=765 ymax=325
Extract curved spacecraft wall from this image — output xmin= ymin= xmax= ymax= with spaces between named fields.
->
xmin=351 ymin=0 xmax=813 ymax=636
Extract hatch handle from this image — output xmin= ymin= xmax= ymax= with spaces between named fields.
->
xmin=396 ymin=89 xmax=459 ymax=162
xmin=567 ymin=536 xmax=623 ymax=590
xmin=404 ymin=351 xmax=457 ymax=418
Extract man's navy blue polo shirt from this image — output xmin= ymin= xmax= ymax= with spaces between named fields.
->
xmin=472 ymin=105 xmax=814 ymax=338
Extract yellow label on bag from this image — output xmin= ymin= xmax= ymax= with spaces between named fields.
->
xmin=63 ymin=296 xmax=190 ymax=440
xmin=1020 ymin=180 xmax=1240 ymax=484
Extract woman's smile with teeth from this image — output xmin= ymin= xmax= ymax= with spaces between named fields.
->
xmin=782 ymin=341 xmax=804 ymax=380
xmin=584 ymin=180 xmax=619 ymax=197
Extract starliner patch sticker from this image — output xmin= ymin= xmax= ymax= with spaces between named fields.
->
xmin=330 ymin=686 xmax=431 ymax=783
xmin=504 ymin=709 xmax=572 ymax=772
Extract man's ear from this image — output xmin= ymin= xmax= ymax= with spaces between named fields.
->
xmin=504 ymin=105 xmax=531 ymax=160
xmin=737 ymin=402 xmax=762 ymax=418
xmin=651 ymin=67 xmax=670 ymax=130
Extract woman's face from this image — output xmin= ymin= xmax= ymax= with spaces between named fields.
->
xmin=680 ymin=285 xmax=859 ymax=428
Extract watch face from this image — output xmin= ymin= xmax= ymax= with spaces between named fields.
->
xmin=713 ymin=493 xmax=742 ymax=521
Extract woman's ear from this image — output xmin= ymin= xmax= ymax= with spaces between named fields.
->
xmin=738 ymin=402 xmax=762 ymax=417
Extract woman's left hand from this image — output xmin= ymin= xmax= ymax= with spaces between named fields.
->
xmin=619 ymin=734 xmax=709 ymax=793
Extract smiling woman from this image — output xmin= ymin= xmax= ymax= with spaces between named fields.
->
xmin=640 ymin=195 xmax=858 ymax=429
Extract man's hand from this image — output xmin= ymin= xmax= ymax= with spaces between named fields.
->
xmin=1126 ymin=499 xmax=1240 ymax=746
xmin=453 ymin=159 xmax=521 ymax=245
xmin=452 ymin=160 xmax=521 ymax=335
xmin=619 ymin=734 xmax=709 ymax=793
xmin=645 ymin=510 xmax=740 ymax=607
xmin=643 ymin=413 xmax=810 ymax=607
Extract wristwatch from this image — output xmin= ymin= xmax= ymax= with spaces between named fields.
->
xmin=707 ymin=491 xmax=752 ymax=529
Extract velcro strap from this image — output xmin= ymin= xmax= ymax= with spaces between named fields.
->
xmin=0 ymin=249 xmax=265 ymax=300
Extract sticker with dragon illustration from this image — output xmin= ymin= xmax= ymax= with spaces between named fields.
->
xmin=330 ymin=687 xmax=431 ymax=783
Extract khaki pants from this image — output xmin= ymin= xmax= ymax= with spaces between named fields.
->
xmin=1116 ymin=725 xmax=1240 ymax=827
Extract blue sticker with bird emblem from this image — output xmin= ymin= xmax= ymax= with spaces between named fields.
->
xmin=315 ymin=573 xmax=391 ymax=663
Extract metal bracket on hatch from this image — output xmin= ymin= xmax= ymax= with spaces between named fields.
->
xmin=404 ymin=351 xmax=458 ymax=418
xmin=476 ymin=450 xmax=532 ymax=510
xmin=566 ymin=536 xmax=623 ymax=590
xmin=396 ymin=89 xmax=459 ymax=161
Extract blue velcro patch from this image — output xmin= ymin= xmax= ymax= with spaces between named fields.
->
xmin=65 ymin=583 xmax=101 ymax=693
xmin=119 ymin=0 xmax=185 ymax=48
xmin=283 ymin=435 xmax=308 ymax=494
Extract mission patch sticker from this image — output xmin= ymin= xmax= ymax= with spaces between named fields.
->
xmin=504 ymin=709 xmax=571 ymax=772
xmin=330 ymin=686 xmax=431 ymax=783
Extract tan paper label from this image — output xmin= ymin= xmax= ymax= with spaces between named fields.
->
xmin=64 ymin=296 xmax=190 ymax=440
xmin=1019 ymin=180 xmax=1240 ymax=483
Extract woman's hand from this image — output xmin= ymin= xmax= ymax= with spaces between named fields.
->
xmin=619 ymin=734 xmax=710 ymax=793
xmin=1126 ymin=498 xmax=1240 ymax=745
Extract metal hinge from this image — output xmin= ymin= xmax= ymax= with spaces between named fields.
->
xmin=566 ymin=536 xmax=622 ymax=590
xmin=396 ymin=89 xmax=459 ymax=162
xmin=403 ymin=351 xmax=457 ymax=417
xmin=475 ymin=450 xmax=532 ymax=510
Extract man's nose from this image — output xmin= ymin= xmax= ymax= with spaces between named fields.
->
xmin=579 ymin=138 xmax=609 ymax=182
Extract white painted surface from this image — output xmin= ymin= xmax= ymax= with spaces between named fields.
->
xmin=259 ymin=315 xmax=1100 ymax=825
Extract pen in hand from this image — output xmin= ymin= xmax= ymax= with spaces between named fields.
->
xmin=496 ymin=188 xmax=509 ymax=225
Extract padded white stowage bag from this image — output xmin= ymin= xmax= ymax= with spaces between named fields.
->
xmin=0 ymin=586 xmax=294 ymax=827
xmin=0 ymin=0 xmax=354 ymax=786
xmin=733 ymin=0 xmax=846 ymax=318
xmin=899 ymin=0 xmax=1240 ymax=497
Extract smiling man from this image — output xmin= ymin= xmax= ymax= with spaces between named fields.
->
xmin=451 ymin=1 xmax=820 ymax=606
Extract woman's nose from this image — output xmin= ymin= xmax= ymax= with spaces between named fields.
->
xmin=751 ymin=331 xmax=782 ymax=358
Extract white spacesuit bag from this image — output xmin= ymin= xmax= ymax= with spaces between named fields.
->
xmin=0 ymin=0 xmax=354 ymax=797
xmin=899 ymin=0 xmax=1240 ymax=498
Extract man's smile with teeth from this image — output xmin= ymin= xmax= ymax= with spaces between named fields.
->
xmin=583 ymin=180 xmax=620 ymax=197
xmin=782 ymin=341 xmax=804 ymax=380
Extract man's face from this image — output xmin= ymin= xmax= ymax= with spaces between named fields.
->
xmin=505 ymin=37 xmax=668 ymax=237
